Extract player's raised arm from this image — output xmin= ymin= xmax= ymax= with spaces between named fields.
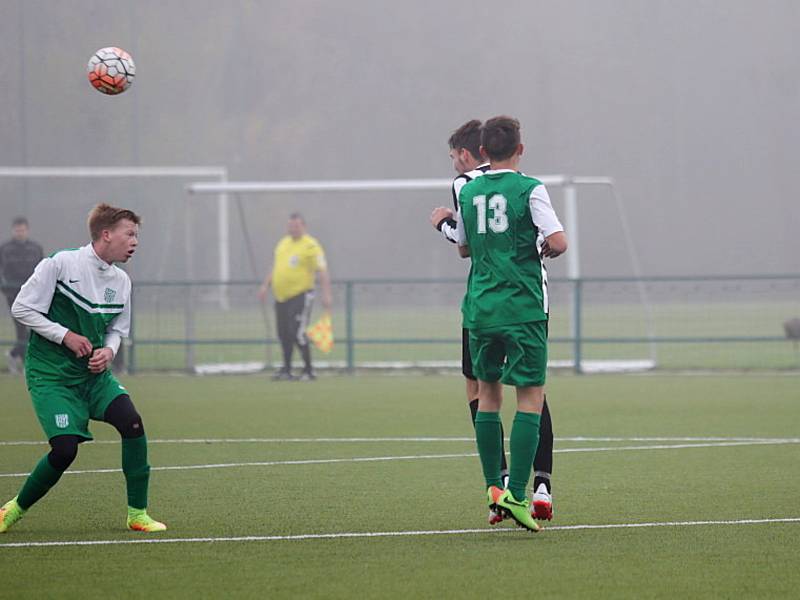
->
xmin=436 ymin=175 xmax=468 ymax=243
xmin=529 ymin=184 xmax=567 ymax=259
xmin=429 ymin=176 xmax=466 ymax=244
xmin=541 ymin=232 xmax=567 ymax=258
xmin=430 ymin=206 xmax=457 ymax=243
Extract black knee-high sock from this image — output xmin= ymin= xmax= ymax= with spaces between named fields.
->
xmin=533 ymin=396 xmax=553 ymax=493
xmin=469 ymin=399 xmax=508 ymax=474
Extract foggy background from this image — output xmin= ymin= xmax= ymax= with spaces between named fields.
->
xmin=0 ymin=0 xmax=798 ymax=283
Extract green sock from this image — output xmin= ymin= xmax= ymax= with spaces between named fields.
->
xmin=508 ymin=411 xmax=541 ymax=501
xmin=17 ymin=455 xmax=64 ymax=510
xmin=122 ymin=435 xmax=150 ymax=510
xmin=474 ymin=411 xmax=504 ymax=489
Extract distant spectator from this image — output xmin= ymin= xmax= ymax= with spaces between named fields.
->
xmin=258 ymin=213 xmax=332 ymax=381
xmin=0 ymin=217 xmax=44 ymax=373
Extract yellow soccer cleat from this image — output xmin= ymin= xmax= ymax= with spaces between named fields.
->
xmin=0 ymin=497 xmax=25 ymax=533
xmin=496 ymin=489 xmax=541 ymax=532
xmin=127 ymin=507 xmax=167 ymax=532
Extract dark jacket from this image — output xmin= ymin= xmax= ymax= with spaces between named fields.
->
xmin=0 ymin=239 xmax=44 ymax=293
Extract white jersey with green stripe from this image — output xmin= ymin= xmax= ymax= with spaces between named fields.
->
xmin=11 ymin=243 xmax=131 ymax=383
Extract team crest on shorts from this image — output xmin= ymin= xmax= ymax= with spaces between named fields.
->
xmin=54 ymin=414 xmax=69 ymax=429
xmin=104 ymin=287 xmax=117 ymax=303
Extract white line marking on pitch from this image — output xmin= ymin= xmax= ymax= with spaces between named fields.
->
xmin=1 ymin=436 xmax=797 ymax=447
xmin=0 ymin=517 xmax=798 ymax=549
xmin=0 ymin=453 xmax=479 ymax=478
xmin=555 ymin=439 xmax=800 ymax=454
xmin=1 ymin=439 xmax=798 ymax=478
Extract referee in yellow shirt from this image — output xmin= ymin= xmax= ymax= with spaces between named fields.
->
xmin=259 ymin=213 xmax=332 ymax=380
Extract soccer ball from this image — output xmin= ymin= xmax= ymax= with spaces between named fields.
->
xmin=87 ymin=47 xmax=135 ymax=95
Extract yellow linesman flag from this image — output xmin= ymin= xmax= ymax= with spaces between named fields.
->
xmin=306 ymin=313 xmax=334 ymax=353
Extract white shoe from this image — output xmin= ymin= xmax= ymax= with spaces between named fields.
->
xmin=531 ymin=483 xmax=553 ymax=521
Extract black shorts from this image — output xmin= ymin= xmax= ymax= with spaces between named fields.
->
xmin=462 ymin=328 xmax=476 ymax=381
xmin=275 ymin=291 xmax=314 ymax=346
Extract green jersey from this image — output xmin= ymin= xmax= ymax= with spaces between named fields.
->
xmin=11 ymin=244 xmax=131 ymax=384
xmin=457 ymin=170 xmax=563 ymax=329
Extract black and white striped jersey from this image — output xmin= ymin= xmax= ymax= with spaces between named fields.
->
xmin=437 ymin=163 xmax=490 ymax=244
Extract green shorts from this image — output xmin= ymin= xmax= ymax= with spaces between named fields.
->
xmin=468 ymin=320 xmax=548 ymax=387
xmin=27 ymin=371 xmax=129 ymax=441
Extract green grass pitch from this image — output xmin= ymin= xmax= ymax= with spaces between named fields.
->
xmin=1 ymin=373 xmax=799 ymax=598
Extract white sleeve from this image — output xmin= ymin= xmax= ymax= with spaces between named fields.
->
xmin=103 ymin=279 xmax=131 ymax=357
xmin=104 ymin=331 xmax=121 ymax=357
xmin=440 ymin=219 xmax=459 ymax=244
xmin=529 ymin=184 xmax=564 ymax=237
xmin=456 ymin=210 xmax=468 ymax=246
xmin=11 ymin=257 xmax=69 ymax=344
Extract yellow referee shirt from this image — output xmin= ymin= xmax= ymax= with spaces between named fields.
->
xmin=271 ymin=234 xmax=327 ymax=302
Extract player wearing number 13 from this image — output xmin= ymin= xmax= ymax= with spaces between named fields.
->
xmin=456 ymin=116 xmax=567 ymax=531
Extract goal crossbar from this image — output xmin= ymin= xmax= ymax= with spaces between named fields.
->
xmin=186 ymin=175 xmax=613 ymax=195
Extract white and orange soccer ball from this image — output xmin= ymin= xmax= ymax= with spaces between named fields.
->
xmin=87 ymin=47 xmax=135 ymax=95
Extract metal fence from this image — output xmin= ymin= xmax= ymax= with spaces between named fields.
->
xmin=5 ymin=275 xmax=797 ymax=374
